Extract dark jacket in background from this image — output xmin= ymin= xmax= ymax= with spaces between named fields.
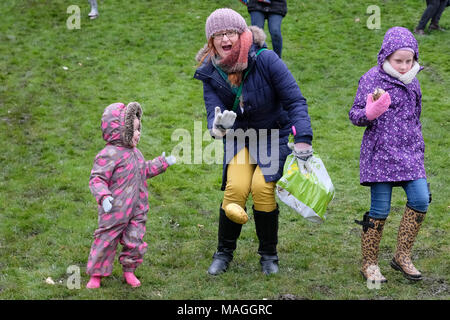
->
xmin=247 ymin=0 xmax=287 ymax=17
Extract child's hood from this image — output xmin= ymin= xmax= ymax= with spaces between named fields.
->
xmin=101 ymin=102 xmax=142 ymax=147
xmin=377 ymin=26 xmax=419 ymax=67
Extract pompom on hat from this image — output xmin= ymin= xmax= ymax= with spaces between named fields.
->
xmin=205 ymin=8 xmax=248 ymax=40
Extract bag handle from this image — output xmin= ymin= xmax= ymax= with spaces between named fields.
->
xmin=232 ymin=48 xmax=267 ymax=112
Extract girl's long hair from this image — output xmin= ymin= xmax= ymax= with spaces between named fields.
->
xmin=198 ymin=38 xmax=243 ymax=87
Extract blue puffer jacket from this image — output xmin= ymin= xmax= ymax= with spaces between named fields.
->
xmin=194 ymin=26 xmax=313 ymax=190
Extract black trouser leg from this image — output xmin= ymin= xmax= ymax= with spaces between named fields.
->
xmin=417 ymin=0 xmax=442 ymax=29
xmin=431 ymin=0 xmax=448 ymax=25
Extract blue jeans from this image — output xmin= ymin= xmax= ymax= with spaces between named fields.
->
xmin=250 ymin=11 xmax=283 ymax=58
xmin=417 ymin=0 xmax=448 ymax=29
xmin=369 ymin=179 xmax=430 ymax=219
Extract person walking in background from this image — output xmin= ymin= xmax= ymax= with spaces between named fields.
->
xmin=414 ymin=0 xmax=448 ymax=34
xmin=86 ymin=102 xmax=176 ymax=289
xmin=246 ymin=0 xmax=287 ymax=58
xmin=349 ymin=27 xmax=431 ymax=284
xmin=194 ymin=8 xmax=313 ymax=276
xmin=88 ymin=0 xmax=99 ymax=19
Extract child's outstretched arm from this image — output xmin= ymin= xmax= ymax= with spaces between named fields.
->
xmin=145 ymin=152 xmax=176 ymax=179
xmin=89 ymin=148 xmax=116 ymax=206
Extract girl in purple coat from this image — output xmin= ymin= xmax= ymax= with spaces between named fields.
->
xmin=86 ymin=102 xmax=176 ymax=289
xmin=349 ymin=27 xmax=430 ymax=283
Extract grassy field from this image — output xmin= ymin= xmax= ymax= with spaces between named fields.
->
xmin=0 ymin=0 xmax=449 ymax=300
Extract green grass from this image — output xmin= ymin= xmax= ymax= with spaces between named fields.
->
xmin=0 ymin=0 xmax=449 ymax=300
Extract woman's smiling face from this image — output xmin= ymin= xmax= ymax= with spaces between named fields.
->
xmin=212 ymin=30 xmax=239 ymax=59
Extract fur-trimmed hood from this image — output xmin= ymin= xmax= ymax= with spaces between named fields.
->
xmin=195 ymin=25 xmax=267 ymax=62
xmin=100 ymin=102 xmax=142 ymax=148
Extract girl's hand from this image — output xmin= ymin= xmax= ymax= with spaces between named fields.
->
xmin=365 ymin=92 xmax=391 ymax=120
xmin=162 ymin=152 xmax=176 ymax=166
xmin=102 ymin=196 xmax=114 ymax=213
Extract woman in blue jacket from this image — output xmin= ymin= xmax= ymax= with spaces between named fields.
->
xmin=194 ymin=8 xmax=313 ymax=275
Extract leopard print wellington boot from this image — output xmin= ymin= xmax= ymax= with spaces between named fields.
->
xmin=390 ymin=206 xmax=426 ymax=281
xmin=356 ymin=212 xmax=387 ymax=283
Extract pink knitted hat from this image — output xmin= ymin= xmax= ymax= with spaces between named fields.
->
xmin=205 ymin=8 xmax=248 ymax=40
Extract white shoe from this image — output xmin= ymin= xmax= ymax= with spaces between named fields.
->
xmin=88 ymin=9 xmax=99 ymax=19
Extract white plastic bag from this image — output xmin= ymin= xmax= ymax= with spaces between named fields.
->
xmin=276 ymin=153 xmax=335 ymax=223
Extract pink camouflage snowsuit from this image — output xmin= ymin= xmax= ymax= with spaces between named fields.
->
xmin=86 ymin=102 xmax=169 ymax=276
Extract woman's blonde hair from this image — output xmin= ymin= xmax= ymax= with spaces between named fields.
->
xmin=198 ymin=38 xmax=243 ymax=87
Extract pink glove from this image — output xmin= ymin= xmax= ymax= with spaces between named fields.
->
xmin=365 ymin=92 xmax=391 ymax=120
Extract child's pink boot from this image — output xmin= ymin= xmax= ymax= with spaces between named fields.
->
xmin=86 ymin=276 xmax=101 ymax=289
xmin=123 ymin=272 xmax=141 ymax=288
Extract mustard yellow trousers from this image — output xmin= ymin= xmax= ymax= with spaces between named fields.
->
xmin=222 ymin=148 xmax=277 ymax=212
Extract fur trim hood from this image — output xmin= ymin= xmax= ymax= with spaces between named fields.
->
xmin=195 ymin=26 xmax=267 ymax=62
xmin=101 ymin=102 xmax=142 ymax=148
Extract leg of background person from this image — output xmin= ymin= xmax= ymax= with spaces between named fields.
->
xmin=430 ymin=0 xmax=448 ymax=27
xmin=267 ymin=14 xmax=284 ymax=58
xmin=88 ymin=0 xmax=99 ymax=18
xmin=417 ymin=0 xmax=441 ymax=30
xmin=250 ymin=10 xmax=266 ymax=30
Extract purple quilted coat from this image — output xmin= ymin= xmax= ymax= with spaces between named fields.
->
xmin=349 ymin=27 xmax=426 ymax=185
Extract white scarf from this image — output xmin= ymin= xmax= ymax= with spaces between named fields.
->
xmin=382 ymin=60 xmax=420 ymax=85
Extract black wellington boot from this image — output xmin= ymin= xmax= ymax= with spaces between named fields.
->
xmin=254 ymin=206 xmax=279 ymax=275
xmin=208 ymin=206 xmax=243 ymax=275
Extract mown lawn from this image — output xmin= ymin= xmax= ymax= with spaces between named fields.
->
xmin=0 ymin=0 xmax=448 ymax=300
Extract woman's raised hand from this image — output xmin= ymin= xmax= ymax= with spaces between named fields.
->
xmin=213 ymin=106 xmax=237 ymax=130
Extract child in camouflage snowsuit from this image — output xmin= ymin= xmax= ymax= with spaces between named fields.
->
xmin=86 ymin=102 xmax=176 ymax=288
